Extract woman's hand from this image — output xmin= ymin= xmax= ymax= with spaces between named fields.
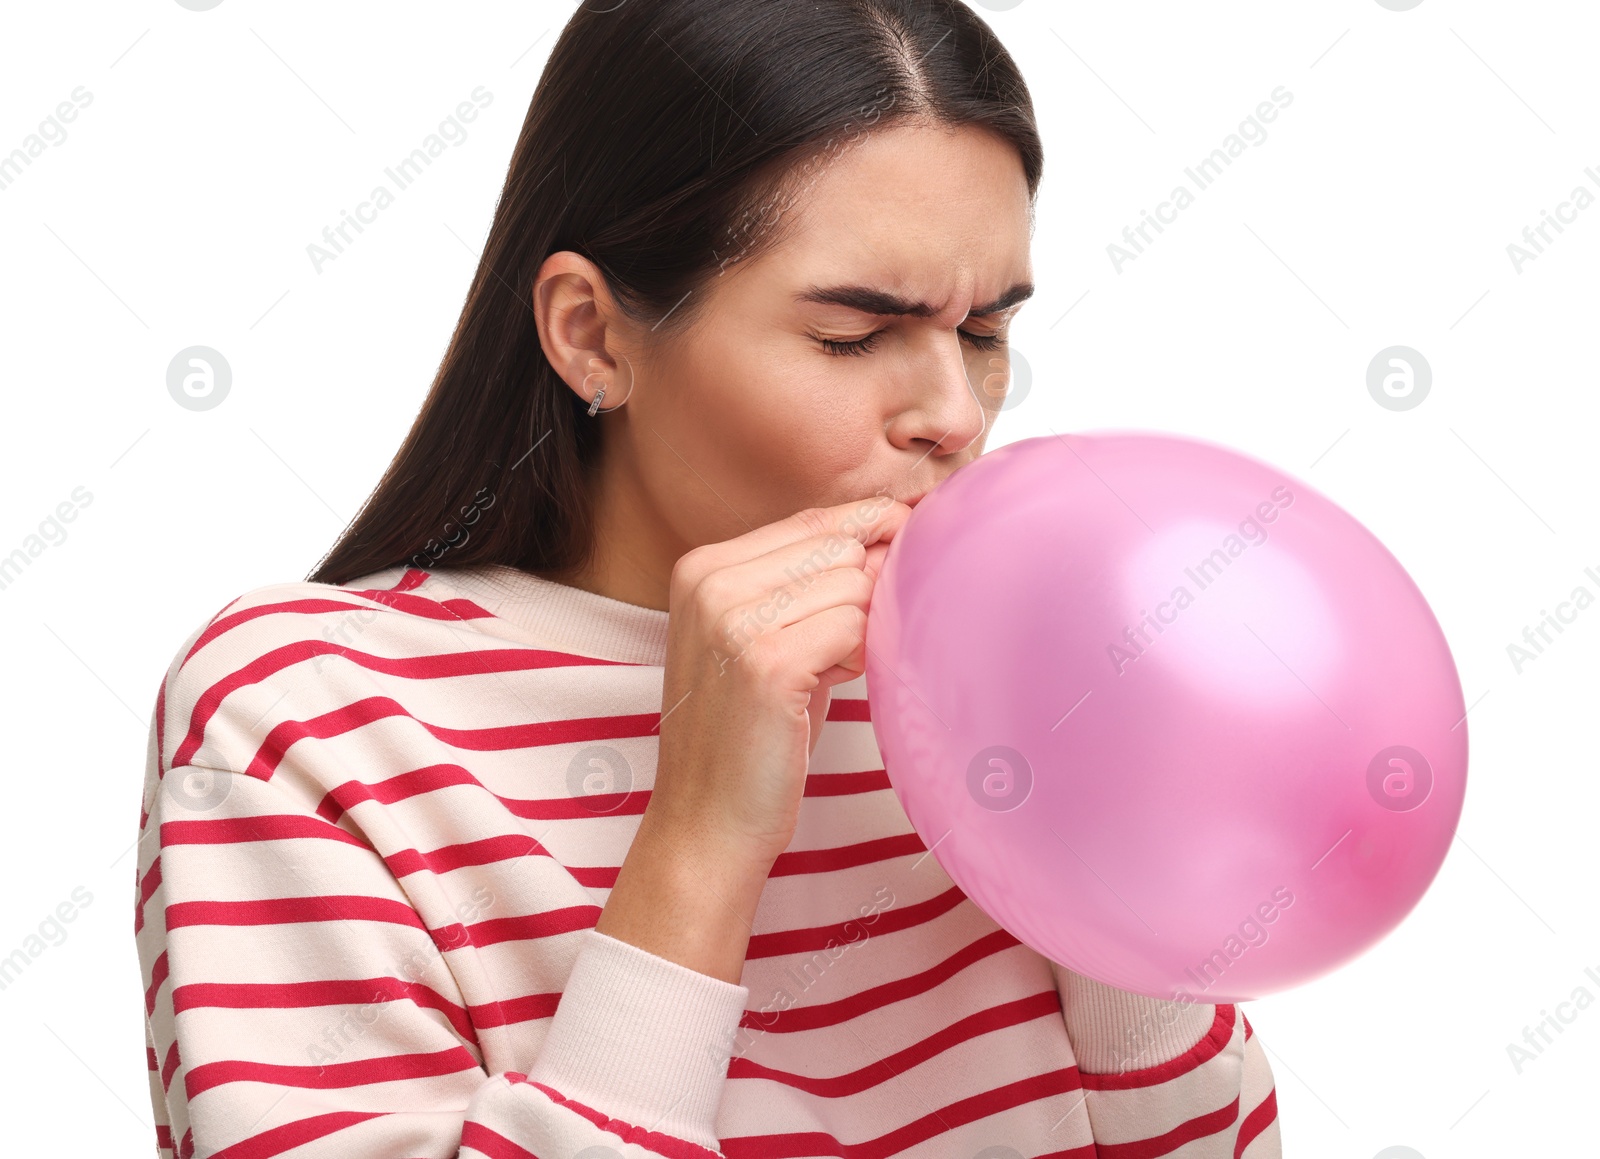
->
xmin=650 ymin=495 xmax=912 ymax=868
xmin=593 ymin=494 xmax=911 ymax=985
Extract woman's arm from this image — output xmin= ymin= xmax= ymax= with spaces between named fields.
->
xmin=1051 ymin=963 xmax=1282 ymax=1156
xmin=136 ymin=671 xmax=749 ymax=1158
xmin=137 ymin=499 xmax=907 ymax=1157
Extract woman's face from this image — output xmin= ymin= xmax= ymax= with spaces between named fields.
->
xmin=536 ymin=117 xmax=1034 ymax=595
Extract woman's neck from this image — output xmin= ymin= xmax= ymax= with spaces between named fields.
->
xmin=538 ymin=449 xmax=680 ymax=613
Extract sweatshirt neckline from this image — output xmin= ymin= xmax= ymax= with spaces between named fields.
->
xmin=428 ymin=563 xmax=670 ymax=667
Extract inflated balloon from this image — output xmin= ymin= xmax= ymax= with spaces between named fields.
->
xmin=864 ymin=431 xmax=1467 ymax=1003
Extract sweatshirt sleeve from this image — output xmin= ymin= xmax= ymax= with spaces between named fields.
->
xmin=1050 ymin=962 xmax=1282 ymax=1156
xmin=135 ymin=627 xmax=749 ymax=1158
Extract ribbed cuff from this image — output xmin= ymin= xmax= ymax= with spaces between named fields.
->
xmin=525 ymin=928 xmax=750 ymax=1149
xmin=1054 ymin=964 xmax=1217 ymax=1076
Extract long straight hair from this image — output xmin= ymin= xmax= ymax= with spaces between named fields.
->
xmin=307 ymin=0 xmax=1043 ymax=587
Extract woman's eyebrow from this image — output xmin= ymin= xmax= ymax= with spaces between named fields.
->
xmin=795 ymin=281 xmax=1035 ymax=318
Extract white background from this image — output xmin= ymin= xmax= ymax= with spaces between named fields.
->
xmin=1 ymin=1 xmax=1596 ymax=1154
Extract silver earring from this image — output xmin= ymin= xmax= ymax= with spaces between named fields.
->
xmin=587 ymin=384 xmax=607 ymax=417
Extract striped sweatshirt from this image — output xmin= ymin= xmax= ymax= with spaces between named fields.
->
xmin=134 ymin=562 xmax=1283 ymax=1158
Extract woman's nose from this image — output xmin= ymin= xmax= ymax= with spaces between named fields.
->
xmin=884 ymin=334 xmax=989 ymax=455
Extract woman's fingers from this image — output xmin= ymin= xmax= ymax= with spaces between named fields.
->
xmin=676 ymin=496 xmax=910 ymax=588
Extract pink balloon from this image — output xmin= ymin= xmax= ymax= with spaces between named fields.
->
xmin=865 ymin=431 xmax=1467 ymax=1003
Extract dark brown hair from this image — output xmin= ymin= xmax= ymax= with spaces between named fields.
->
xmin=306 ymin=0 xmax=1043 ymax=587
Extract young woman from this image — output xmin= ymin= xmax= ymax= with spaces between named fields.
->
xmin=134 ymin=2 xmax=1281 ymax=1155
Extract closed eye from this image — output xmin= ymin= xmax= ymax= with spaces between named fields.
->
xmin=817 ymin=328 xmax=1008 ymax=357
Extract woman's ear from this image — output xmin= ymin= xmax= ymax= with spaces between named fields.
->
xmin=532 ymin=251 xmax=631 ymax=412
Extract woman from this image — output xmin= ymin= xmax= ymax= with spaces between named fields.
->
xmin=134 ymin=1 xmax=1282 ymax=1155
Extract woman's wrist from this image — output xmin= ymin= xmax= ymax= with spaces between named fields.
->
xmin=595 ymin=811 xmax=774 ymax=986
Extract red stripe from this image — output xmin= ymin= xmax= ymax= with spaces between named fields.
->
xmin=459 ymin=1121 xmax=538 ymax=1159
xmin=234 ymin=696 xmax=661 ymax=784
xmin=173 ymin=978 xmax=478 ymax=1044
xmin=379 ymin=828 xmax=926 ymax=888
xmin=350 ymin=589 xmax=497 ymax=621
xmin=519 ymin=1079 xmax=723 ymax=1159
xmin=1096 ymin=1097 xmax=1241 ymax=1159
xmin=183 ymin=597 xmax=378 ymax=664
xmin=318 ymin=764 xmax=484 ymax=821
xmin=383 ymin=834 xmax=613 ymax=892
xmin=172 ymin=626 xmax=637 ymax=770
xmin=1235 ymin=1088 xmax=1278 ymax=1156
xmin=803 ymin=768 xmax=890 ymax=797
xmin=154 ymin=680 xmax=167 ymax=779
xmin=161 ymin=1039 xmax=180 ymax=1091
xmin=720 ymin=1067 xmax=1086 ymax=1159
xmin=745 ymin=884 xmax=967 ymax=959
xmin=769 ymin=831 xmax=925 ymax=877
xmin=421 ymin=770 xmax=646 ymax=821
xmin=462 ymin=905 xmax=601 ymax=949
xmin=163 ymin=892 xmax=599 ymax=974
xmin=319 ymin=763 xmax=650 ymax=827
xmin=208 ymin=1110 xmax=385 ymax=1159
xmin=729 ymin=991 xmax=1062 ymax=1095
xmin=165 ymin=895 xmax=428 ymax=932
xmin=183 ymin=591 xmax=494 ymax=667
xmin=744 ymin=929 xmax=1021 ymax=1033
xmin=385 ymin=833 xmax=550 ymax=879
xmin=177 ymin=591 xmax=256 ymax=668
xmin=185 ymin=1045 xmax=478 ymax=1099
xmin=1080 ymin=1005 xmax=1236 ymax=1091
xmin=468 ymin=991 xmax=561 ymax=1030
xmin=385 ymin=569 xmax=432 ymax=593
xmin=825 ymin=698 xmax=871 ymax=722
xmin=146 ymin=950 xmax=169 ymax=1015
xmin=135 ymin=856 xmax=163 ymax=933
xmin=160 ymin=815 xmax=369 ymax=849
